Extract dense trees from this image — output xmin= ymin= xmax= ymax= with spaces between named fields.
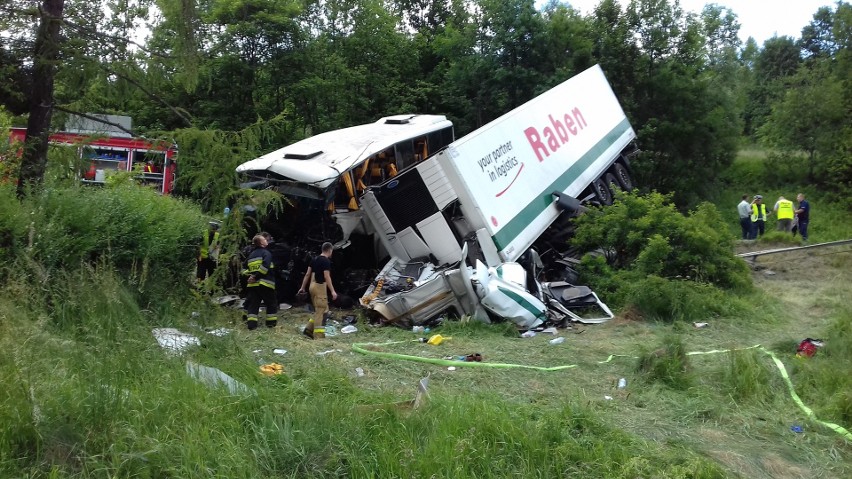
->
xmin=2 ymin=0 xmax=849 ymax=205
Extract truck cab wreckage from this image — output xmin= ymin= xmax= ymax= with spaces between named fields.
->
xmin=358 ymin=65 xmax=635 ymax=328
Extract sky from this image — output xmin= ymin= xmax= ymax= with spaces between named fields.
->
xmin=562 ymin=0 xmax=834 ymax=45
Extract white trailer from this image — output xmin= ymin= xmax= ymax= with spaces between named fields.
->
xmin=360 ymin=65 xmax=634 ymax=327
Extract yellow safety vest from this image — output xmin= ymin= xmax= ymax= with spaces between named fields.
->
xmin=751 ymin=204 xmax=767 ymax=222
xmin=200 ymin=230 xmax=220 ymax=259
xmin=776 ymin=199 xmax=794 ymax=220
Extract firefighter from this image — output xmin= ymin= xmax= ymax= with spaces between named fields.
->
xmin=243 ymin=234 xmax=278 ymax=330
xmin=197 ymin=221 xmax=221 ymax=282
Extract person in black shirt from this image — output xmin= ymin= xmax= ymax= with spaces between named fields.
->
xmin=298 ymin=242 xmax=338 ymax=339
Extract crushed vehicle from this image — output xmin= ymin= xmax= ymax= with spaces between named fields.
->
xmin=234 ymin=115 xmax=455 ymax=301
xmin=358 ymin=65 xmax=637 ymax=328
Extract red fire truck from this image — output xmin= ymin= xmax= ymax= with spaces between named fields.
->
xmin=9 ymin=127 xmax=178 ymax=194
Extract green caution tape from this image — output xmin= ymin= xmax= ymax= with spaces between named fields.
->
xmin=352 ymin=341 xmax=852 ymax=441
xmin=759 ymin=346 xmax=852 ymax=441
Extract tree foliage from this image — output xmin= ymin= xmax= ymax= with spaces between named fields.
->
xmin=1 ymin=0 xmax=848 ymax=207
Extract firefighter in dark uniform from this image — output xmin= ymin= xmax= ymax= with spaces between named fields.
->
xmin=243 ymin=234 xmax=278 ymax=330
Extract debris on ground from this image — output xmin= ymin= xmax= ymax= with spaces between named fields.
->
xmin=316 ymin=349 xmax=343 ymax=356
xmin=273 ymin=348 xmax=287 ymax=355
xmin=206 ymin=328 xmax=232 ymax=337
xmin=693 ymin=322 xmax=709 ymax=329
xmin=796 ymin=338 xmax=824 ymax=358
xmin=153 ymin=328 xmax=200 ymax=354
xmin=259 ymin=363 xmax=285 ymax=376
xmin=341 ymin=325 xmax=358 ymax=334
xmin=521 ymin=331 xmax=536 ymax=338
xmin=186 ymin=361 xmax=253 ymax=395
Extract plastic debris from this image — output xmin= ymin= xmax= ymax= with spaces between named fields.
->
xmin=325 ymin=324 xmax=338 ymax=337
xmin=521 ymin=330 xmax=536 ymax=338
xmin=791 ymin=425 xmax=803 ymax=433
xmin=341 ymin=325 xmax=358 ymax=334
xmin=316 ymin=349 xmax=343 ymax=356
xmin=426 ymin=334 xmax=449 ymax=346
xmin=152 ymin=328 xmax=200 ymax=354
xmin=447 ymin=366 xmax=457 ymax=371
xmin=259 ymin=363 xmax=285 ymax=376
xmin=541 ymin=327 xmax=559 ymax=335
xmin=187 ymin=361 xmax=253 ymax=395
xmin=355 ymin=367 xmax=365 ymax=377
xmin=693 ymin=322 xmax=709 ymax=328
xmin=549 ymin=337 xmax=565 ymax=345
xmin=207 ymin=328 xmax=232 ymax=337
xmin=604 ymin=395 xmax=613 ymax=400
xmin=273 ymin=348 xmax=287 ymax=355
xmin=797 ymin=338 xmax=824 ymax=358
xmin=412 ymin=326 xmax=425 ymax=333
xmin=617 ymin=378 xmax=627 ymax=389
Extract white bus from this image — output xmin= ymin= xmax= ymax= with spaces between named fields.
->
xmin=235 ymin=114 xmax=455 ymax=291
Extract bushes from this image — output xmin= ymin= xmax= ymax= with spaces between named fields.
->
xmin=2 ymin=184 xmax=207 ymax=310
xmin=25 ymin=184 xmax=204 ymax=278
xmin=572 ymin=191 xmax=753 ymax=321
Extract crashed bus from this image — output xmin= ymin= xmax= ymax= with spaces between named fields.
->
xmin=235 ymin=114 xmax=455 ymax=300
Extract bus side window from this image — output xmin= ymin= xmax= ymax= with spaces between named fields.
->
xmin=394 ymin=141 xmax=414 ymax=170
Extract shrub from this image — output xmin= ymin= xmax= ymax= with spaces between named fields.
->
xmin=572 ymin=191 xmax=753 ymax=319
xmin=620 ymin=275 xmax=748 ymax=322
xmin=637 ymin=334 xmax=693 ymax=390
xmin=719 ymin=349 xmax=775 ymax=403
xmin=0 ymin=185 xmax=28 ymax=268
xmin=14 ymin=184 xmax=206 ymax=304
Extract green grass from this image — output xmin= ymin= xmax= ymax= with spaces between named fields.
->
xmin=2 ymin=254 xmax=851 ymax=478
xmin=2 ymin=150 xmax=851 ymax=478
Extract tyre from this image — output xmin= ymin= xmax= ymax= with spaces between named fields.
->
xmin=604 ymin=172 xmax=620 ymax=197
xmin=592 ymin=177 xmax=613 ymax=205
xmin=612 ymin=162 xmax=634 ymax=191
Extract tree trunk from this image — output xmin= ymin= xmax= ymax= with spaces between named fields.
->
xmin=16 ymin=0 xmax=65 ymax=199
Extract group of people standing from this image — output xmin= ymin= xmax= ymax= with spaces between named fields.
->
xmin=737 ymin=193 xmax=810 ymax=242
xmin=196 ymin=222 xmax=338 ymax=337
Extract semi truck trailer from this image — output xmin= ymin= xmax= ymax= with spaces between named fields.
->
xmin=359 ymin=65 xmax=637 ymax=328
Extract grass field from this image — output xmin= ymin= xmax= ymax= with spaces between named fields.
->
xmin=2 ymin=243 xmax=850 ymax=478
xmin=2 ymin=151 xmax=850 ymax=477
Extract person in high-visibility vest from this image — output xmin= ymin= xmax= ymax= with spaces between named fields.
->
xmin=197 ymin=221 xmax=221 ymax=282
xmin=773 ymin=196 xmax=795 ymax=232
xmin=243 ymin=234 xmax=278 ymax=330
xmin=750 ymin=195 xmax=769 ymax=238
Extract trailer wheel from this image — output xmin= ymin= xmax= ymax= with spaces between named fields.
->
xmin=592 ymin=178 xmax=613 ymax=206
xmin=604 ymin=172 xmax=621 ymax=197
xmin=612 ymin=162 xmax=633 ymax=191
